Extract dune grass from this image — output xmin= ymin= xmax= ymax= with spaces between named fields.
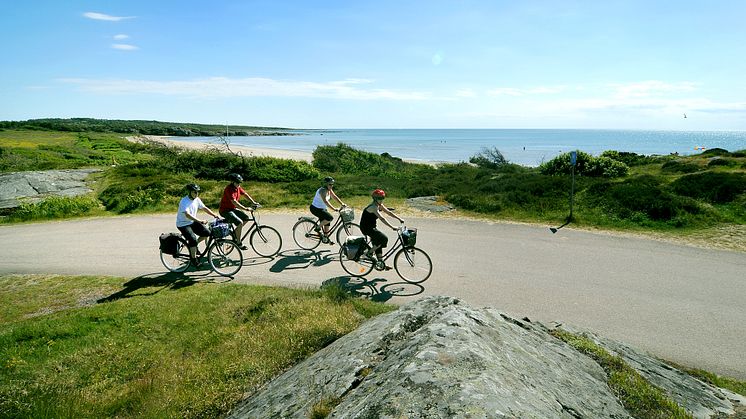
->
xmin=0 ymin=274 xmax=394 ymax=418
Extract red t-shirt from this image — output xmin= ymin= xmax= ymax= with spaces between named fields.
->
xmin=219 ymin=184 xmax=244 ymax=212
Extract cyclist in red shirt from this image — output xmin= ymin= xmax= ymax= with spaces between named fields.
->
xmin=219 ymin=173 xmax=259 ymax=250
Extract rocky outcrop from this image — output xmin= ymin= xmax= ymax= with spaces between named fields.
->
xmin=406 ymin=196 xmax=454 ymax=213
xmin=226 ymin=296 xmax=744 ymax=418
xmin=0 ymin=169 xmax=100 ymax=210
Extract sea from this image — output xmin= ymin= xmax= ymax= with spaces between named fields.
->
xmin=179 ymin=129 xmax=746 ymax=167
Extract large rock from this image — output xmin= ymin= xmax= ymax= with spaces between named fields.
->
xmin=228 ymin=297 xmax=744 ymax=418
xmin=0 ymin=169 xmax=100 ymax=209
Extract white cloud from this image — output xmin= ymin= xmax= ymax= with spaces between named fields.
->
xmin=455 ymin=88 xmax=477 ymax=98
xmin=111 ymin=44 xmax=138 ymax=51
xmin=58 ymin=77 xmax=429 ymax=100
xmin=113 ymin=34 xmax=129 ymax=40
xmin=610 ymin=80 xmax=697 ymax=99
xmin=487 ymin=86 xmax=567 ymax=96
xmin=83 ymin=12 xmax=135 ymax=21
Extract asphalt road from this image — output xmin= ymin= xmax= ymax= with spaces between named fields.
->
xmin=1 ymin=213 xmax=744 ymax=379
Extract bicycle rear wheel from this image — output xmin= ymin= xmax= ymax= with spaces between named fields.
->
xmin=336 ymin=222 xmax=362 ymax=246
xmin=394 ymin=246 xmax=432 ymax=284
xmin=292 ymin=219 xmax=322 ymax=250
xmin=339 ymin=247 xmax=375 ymax=277
xmin=250 ymin=225 xmax=283 ymax=257
xmin=160 ymin=237 xmax=191 ymax=273
xmin=208 ymin=239 xmax=244 ymax=277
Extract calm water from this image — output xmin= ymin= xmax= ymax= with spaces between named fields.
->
xmin=181 ymin=129 xmax=746 ymax=167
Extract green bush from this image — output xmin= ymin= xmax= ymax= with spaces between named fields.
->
xmin=600 ymin=150 xmax=663 ymax=167
xmin=669 ymin=172 xmax=746 ymax=204
xmin=312 ymin=143 xmax=435 ymax=180
xmin=661 ymin=159 xmax=700 ymax=174
xmin=6 ymin=195 xmax=101 ymax=222
xmin=707 ymin=157 xmax=738 ymax=167
xmin=700 ymin=148 xmax=731 ymax=157
xmin=540 ymin=151 xmax=629 ymax=178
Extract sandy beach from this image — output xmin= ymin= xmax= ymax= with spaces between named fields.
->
xmin=126 ymin=135 xmax=313 ymax=162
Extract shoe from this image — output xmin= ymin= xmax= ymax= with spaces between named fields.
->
xmin=190 ymin=258 xmax=203 ymax=267
xmin=364 ymin=250 xmax=376 ymax=260
xmin=237 ymin=243 xmax=248 ymax=250
xmin=313 ymin=226 xmax=321 ymax=233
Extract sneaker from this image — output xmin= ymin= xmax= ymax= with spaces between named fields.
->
xmin=364 ymin=250 xmax=376 ymax=260
xmin=236 ymin=243 xmax=248 ymax=250
xmin=313 ymin=226 xmax=321 ymax=233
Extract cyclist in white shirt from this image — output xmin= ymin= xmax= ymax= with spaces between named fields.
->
xmin=176 ymin=183 xmax=219 ymax=263
xmin=309 ymin=176 xmax=346 ymax=242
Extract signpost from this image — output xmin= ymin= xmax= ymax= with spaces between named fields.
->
xmin=550 ymin=151 xmax=577 ymax=234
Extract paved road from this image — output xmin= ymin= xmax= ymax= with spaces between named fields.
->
xmin=1 ymin=213 xmax=744 ymax=379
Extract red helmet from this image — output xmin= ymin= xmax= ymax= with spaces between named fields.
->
xmin=371 ymin=189 xmax=386 ymax=198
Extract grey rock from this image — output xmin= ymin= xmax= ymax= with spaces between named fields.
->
xmin=0 ymin=169 xmax=100 ymax=209
xmin=406 ymin=196 xmax=454 ymax=213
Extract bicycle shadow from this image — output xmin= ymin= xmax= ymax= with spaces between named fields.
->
xmin=321 ymin=276 xmax=425 ymax=302
xmin=97 ymin=269 xmax=228 ymax=303
xmin=269 ymin=248 xmax=338 ymax=273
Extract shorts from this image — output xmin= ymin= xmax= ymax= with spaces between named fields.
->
xmin=178 ymin=222 xmax=211 ymax=247
xmin=220 ymin=208 xmax=251 ymax=226
xmin=310 ymin=205 xmax=333 ymax=222
xmin=362 ymin=227 xmax=388 ymax=248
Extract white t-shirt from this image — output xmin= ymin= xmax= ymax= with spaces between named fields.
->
xmin=311 ymin=187 xmax=328 ymax=210
xmin=176 ymin=196 xmax=206 ymax=227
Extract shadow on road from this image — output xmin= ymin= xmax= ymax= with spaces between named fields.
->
xmin=322 ymin=276 xmax=425 ymax=302
xmin=270 ymin=248 xmax=338 ymax=273
xmin=97 ymin=270 xmax=220 ymax=303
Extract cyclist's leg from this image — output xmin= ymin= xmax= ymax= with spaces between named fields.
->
xmin=310 ymin=205 xmax=334 ymax=236
xmin=178 ymin=224 xmax=200 ymax=260
xmin=221 ymin=209 xmax=249 ymax=247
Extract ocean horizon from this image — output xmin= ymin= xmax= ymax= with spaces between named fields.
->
xmin=179 ymin=129 xmax=746 ymax=167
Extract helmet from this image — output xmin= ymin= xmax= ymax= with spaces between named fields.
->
xmin=371 ymin=189 xmax=386 ymax=198
xmin=186 ymin=183 xmax=201 ymax=192
xmin=228 ymin=173 xmax=243 ymax=183
xmin=323 ymin=176 xmax=335 ymax=185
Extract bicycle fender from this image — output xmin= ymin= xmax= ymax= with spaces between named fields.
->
xmin=298 ymin=216 xmax=316 ymax=222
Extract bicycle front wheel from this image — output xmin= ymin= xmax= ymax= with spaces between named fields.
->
xmin=339 ymin=247 xmax=375 ymax=277
xmin=208 ymin=239 xmax=244 ymax=277
xmin=292 ymin=219 xmax=321 ymax=250
xmin=336 ymin=222 xmax=362 ymax=246
xmin=394 ymin=247 xmax=432 ymax=284
xmin=250 ymin=225 xmax=283 ymax=257
xmin=160 ymin=237 xmax=191 ymax=273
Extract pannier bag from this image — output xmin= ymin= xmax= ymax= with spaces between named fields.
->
xmin=401 ymin=228 xmax=417 ymax=247
xmin=210 ymin=220 xmax=232 ymax=238
xmin=339 ymin=207 xmax=355 ymax=222
xmin=159 ymin=233 xmax=182 ymax=255
xmin=343 ymin=235 xmax=367 ymax=260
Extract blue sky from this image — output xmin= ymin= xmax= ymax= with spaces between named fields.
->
xmin=2 ymin=0 xmax=745 ymax=129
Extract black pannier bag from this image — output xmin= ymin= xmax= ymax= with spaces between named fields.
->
xmin=159 ymin=233 xmax=181 ymax=255
xmin=343 ymin=236 xmax=367 ymax=260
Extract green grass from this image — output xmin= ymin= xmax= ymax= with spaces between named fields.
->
xmin=0 ymin=274 xmax=394 ymax=418
xmin=663 ymin=361 xmax=746 ymax=397
xmin=550 ymin=329 xmax=693 ymax=419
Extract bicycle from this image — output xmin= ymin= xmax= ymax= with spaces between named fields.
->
xmin=292 ymin=205 xmax=362 ymax=250
xmin=230 ymin=205 xmax=283 ymax=257
xmin=159 ymin=219 xmax=244 ymax=277
xmin=339 ymin=226 xmax=432 ymax=284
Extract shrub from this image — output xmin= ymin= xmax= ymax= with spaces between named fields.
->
xmin=700 ymin=148 xmax=731 ymax=157
xmin=661 ymin=159 xmax=700 ymax=174
xmin=312 ymin=143 xmax=435 ymax=180
xmin=669 ymin=172 xmax=746 ymax=204
xmin=540 ymin=151 xmax=629 ymax=178
xmin=600 ymin=150 xmax=662 ymax=166
xmin=707 ymin=157 xmax=738 ymax=167
xmin=7 ymin=195 xmax=101 ymax=222
xmin=469 ymin=147 xmax=508 ymax=169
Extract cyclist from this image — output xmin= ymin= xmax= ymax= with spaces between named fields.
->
xmin=219 ymin=173 xmax=259 ymax=250
xmin=360 ymin=188 xmax=403 ymax=263
xmin=310 ymin=176 xmax=347 ymax=243
xmin=176 ymin=183 xmax=219 ymax=264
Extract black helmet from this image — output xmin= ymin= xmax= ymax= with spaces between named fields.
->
xmin=323 ymin=176 xmax=335 ymax=185
xmin=228 ymin=173 xmax=243 ymax=183
xmin=186 ymin=183 xmax=201 ymax=192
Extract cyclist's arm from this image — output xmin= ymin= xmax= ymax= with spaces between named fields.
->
xmin=321 ymin=189 xmax=339 ymax=212
xmin=203 ymin=207 xmax=219 ymax=219
xmin=329 ymin=189 xmax=345 ymax=208
xmin=380 ymin=205 xmax=404 ymax=224
xmin=240 ymin=189 xmax=259 ymax=206
xmin=374 ymin=206 xmax=397 ymax=230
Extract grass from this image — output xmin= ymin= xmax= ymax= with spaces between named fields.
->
xmin=550 ymin=329 xmax=693 ymax=419
xmin=0 ymin=274 xmax=394 ymax=418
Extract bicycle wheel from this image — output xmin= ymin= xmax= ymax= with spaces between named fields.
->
xmin=292 ymin=219 xmax=322 ymax=250
xmin=336 ymin=222 xmax=363 ymax=246
xmin=394 ymin=246 xmax=432 ymax=284
xmin=160 ymin=237 xmax=191 ymax=273
xmin=250 ymin=225 xmax=283 ymax=257
xmin=208 ymin=239 xmax=244 ymax=277
xmin=339 ymin=247 xmax=375 ymax=277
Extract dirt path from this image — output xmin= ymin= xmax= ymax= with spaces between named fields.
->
xmin=1 ymin=213 xmax=744 ymax=380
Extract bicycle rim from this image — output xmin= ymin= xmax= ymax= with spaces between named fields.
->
xmin=160 ymin=239 xmax=191 ymax=272
xmin=336 ymin=222 xmax=362 ymax=246
xmin=292 ymin=219 xmax=321 ymax=250
xmin=250 ymin=226 xmax=283 ymax=257
xmin=394 ymin=247 xmax=432 ymax=283
xmin=208 ymin=239 xmax=244 ymax=277
xmin=339 ymin=247 xmax=375 ymax=277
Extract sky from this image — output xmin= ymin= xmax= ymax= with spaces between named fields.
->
xmin=2 ymin=0 xmax=746 ymax=130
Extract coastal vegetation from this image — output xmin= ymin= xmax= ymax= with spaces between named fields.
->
xmin=1 ymin=122 xmax=745 ymax=245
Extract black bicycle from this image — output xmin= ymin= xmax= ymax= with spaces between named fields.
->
xmin=159 ymin=220 xmax=244 ymax=277
xmin=292 ymin=206 xmax=362 ymax=250
xmin=339 ymin=226 xmax=432 ymax=283
xmin=231 ymin=205 xmax=283 ymax=257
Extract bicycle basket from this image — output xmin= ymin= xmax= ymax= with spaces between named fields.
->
xmin=339 ymin=207 xmax=355 ymax=222
xmin=401 ymin=228 xmax=417 ymax=247
xmin=210 ymin=221 xmax=232 ymax=239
